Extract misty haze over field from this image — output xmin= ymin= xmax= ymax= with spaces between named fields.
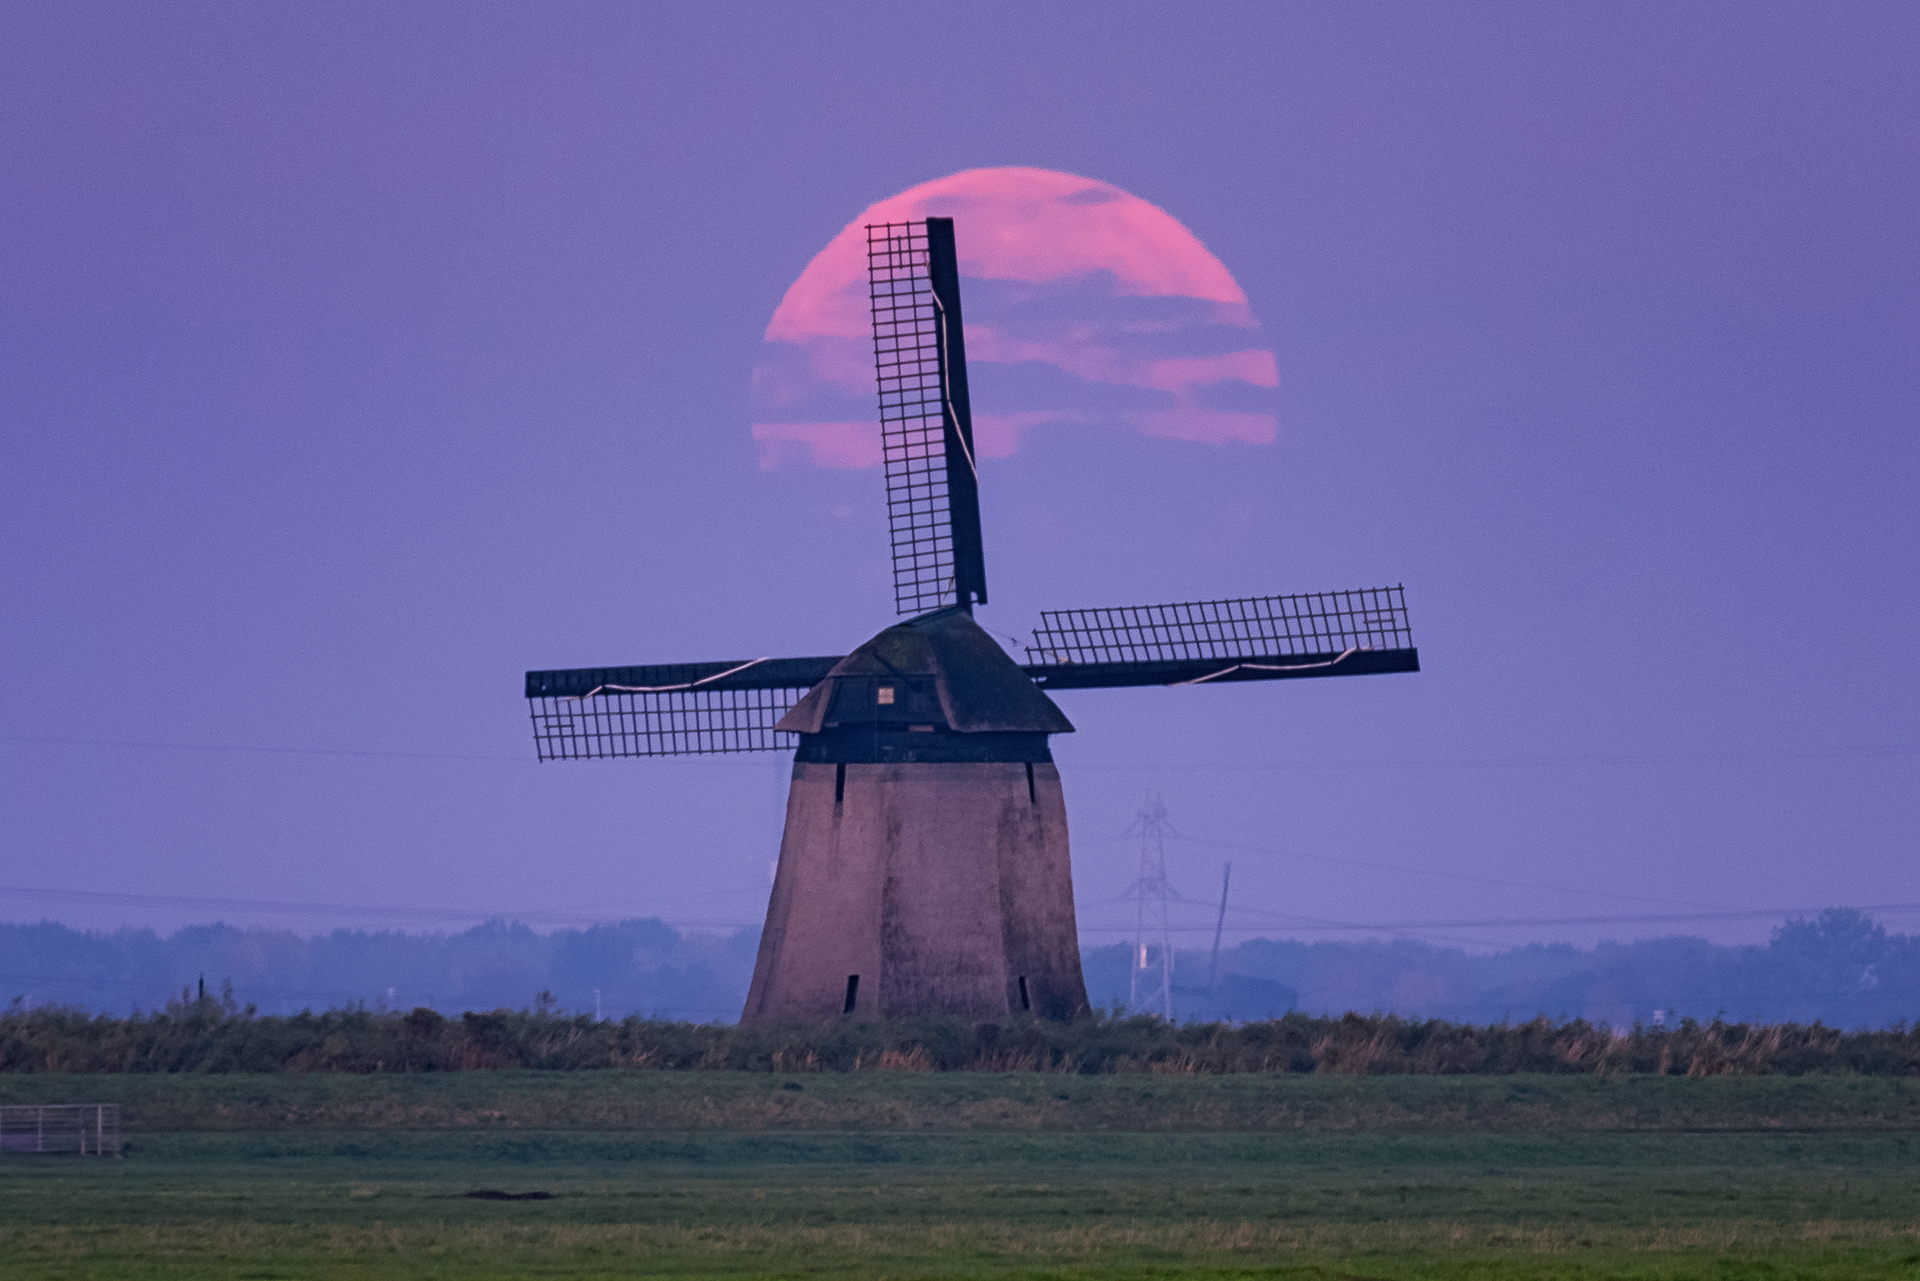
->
xmin=4 ymin=909 xmax=1910 ymax=1031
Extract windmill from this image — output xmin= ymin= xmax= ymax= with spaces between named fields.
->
xmin=524 ymin=217 xmax=1420 ymax=1024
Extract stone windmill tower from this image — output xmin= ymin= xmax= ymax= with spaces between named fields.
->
xmin=524 ymin=218 xmax=1420 ymax=1023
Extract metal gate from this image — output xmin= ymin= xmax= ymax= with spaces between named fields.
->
xmin=0 ymin=1104 xmax=120 ymax=1155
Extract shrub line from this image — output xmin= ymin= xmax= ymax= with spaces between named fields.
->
xmin=4 ymin=1001 xmax=1918 ymax=1075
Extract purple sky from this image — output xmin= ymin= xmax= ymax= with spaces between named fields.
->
xmin=3 ymin=4 xmax=1915 ymax=954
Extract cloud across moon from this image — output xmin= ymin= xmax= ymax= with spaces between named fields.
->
xmin=751 ymin=167 xmax=1278 ymax=468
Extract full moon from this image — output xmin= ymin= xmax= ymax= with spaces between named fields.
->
xmin=750 ymin=167 xmax=1279 ymax=469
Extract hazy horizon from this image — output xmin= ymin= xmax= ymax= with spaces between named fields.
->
xmin=6 ymin=907 xmax=1911 ymax=1030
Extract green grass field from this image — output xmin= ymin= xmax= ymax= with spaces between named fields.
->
xmin=4 ymin=1073 xmax=1918 ymax=1278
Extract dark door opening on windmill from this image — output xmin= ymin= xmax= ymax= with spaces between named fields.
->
xmin=843 ymin=975 xmax=859 ymax=1014
xmin=1018 ymin=976 xmax=1031 ymax=1011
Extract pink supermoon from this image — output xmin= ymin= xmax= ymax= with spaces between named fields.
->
xmin=751 ymin=167 xmax=1278 ymax=468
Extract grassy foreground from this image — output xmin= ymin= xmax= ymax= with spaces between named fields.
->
xmin=4 ymin=1073 xmax=1920 ymax=1278
xmin=6 ymin=1066 xmax=1920 ymax=1132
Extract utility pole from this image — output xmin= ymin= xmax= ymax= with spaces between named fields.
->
xmin=1207 ymin=861 xmax=1232 ymax=992
xmin=1124 ymin=794 xmax=1178 ymax=1019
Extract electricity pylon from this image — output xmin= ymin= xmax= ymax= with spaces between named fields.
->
xmin=1123 ymin=793 xmax=1179 ymax=1019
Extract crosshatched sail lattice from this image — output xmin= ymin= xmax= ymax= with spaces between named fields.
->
xmin=867 ymin=221 xmax=956 ymax=615
xmin=1025 ymin=587 xmax=1413 ymax=667
xmin=528 ymin=688 xmax=809 ymax=760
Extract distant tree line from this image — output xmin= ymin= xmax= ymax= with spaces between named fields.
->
xmin=4 ymin=991 xmax=1919 ymax=1075
xmin=1088 ymin=908 xmax=1919 ymax=1029
xmin=0 ymin=918 xmax=757 ymax=1022
xmin=2 ymin=908 xmax=1915 ymax=1030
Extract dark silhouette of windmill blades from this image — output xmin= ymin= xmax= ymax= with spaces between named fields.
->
xmin=1022 ymin=587 xmax=1418 ymax=690
xmin=524 ymin=587 xmax=1417 ymax=760
xmin=870 ymin=218 xmax=987 ymax=614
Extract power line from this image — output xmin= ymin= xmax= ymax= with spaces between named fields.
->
xmin=0 ymin=735 xmax=524 ymax=762
xmin=1143 ymin=832 xmax=1718 ymax=911
xmin=1074 ymin=903 xmax=1920 ymax=935
xmin=1064 ymin=744 xmax=1920 ymax=772
xmin=0 ymin=885 xmax=747 ymax=931
xmin=10 ymin=734 xmax=1913 ymax=771
xmin=1258 ymin=904 xmax=1920 ymax=933
xmin=8 ymin=882 xmax=1917 ymax=941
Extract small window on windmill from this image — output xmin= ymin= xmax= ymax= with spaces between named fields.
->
xmin=876 ymin=686 xmax=896 ymax=705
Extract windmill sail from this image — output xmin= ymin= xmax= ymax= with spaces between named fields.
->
xmin=867 ymin=218 xmax=987 ymax=615
xmin=1022 ymin=587 xmax=1418 ymax=690
xmin=523 ymin=587 xmax=1415 ymax=756
xmin=525 ymin=656 xmax=839 ymax=759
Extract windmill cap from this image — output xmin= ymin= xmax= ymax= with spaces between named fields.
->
xmin=775 ymin=606 xmax=1074 ymax=736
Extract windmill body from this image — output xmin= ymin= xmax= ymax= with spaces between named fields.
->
xmin=744 ymin=606 xmax=1085 ymax=1022
xmin=524 ymin=216 xmax=1421 ymax=1024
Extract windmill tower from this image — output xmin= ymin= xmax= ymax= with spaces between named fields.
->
xmin=524 ymin=217 xmax=1421 ymax=1023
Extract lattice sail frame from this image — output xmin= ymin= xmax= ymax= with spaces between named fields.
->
xmin=1025 ymin=587 xmax=1413 ymax=667
xmin=867 ymin=221 xmax=959 ymax=615
xmin=528 ymin=687 xmax=811 ymax=760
